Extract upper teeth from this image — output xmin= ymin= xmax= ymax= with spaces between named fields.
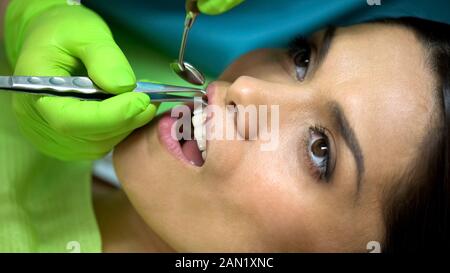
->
xmin=192 ymin=104 xmax=207 ymax=160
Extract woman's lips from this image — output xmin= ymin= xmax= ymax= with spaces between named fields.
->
xmin=204 ymin=82 xmax=217 ymax=126
xmin=206 ymin=82 xmax=216 ymax=105
xmin=157 ymin=113 xmax=186 ymax=164
xmin=157 ymin=112 xmax=204 ymax=167
xmin=157 ymin=83 xmax=217 ymax=167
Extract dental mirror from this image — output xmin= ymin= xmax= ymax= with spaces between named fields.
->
xmin=170 ymin=0 xmax=205 ymax=86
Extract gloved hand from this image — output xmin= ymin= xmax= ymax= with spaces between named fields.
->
xmin=4 ymin=0 xmax=156 ymax=161
xmin=198 ymin=0 xmax=244 ymax=15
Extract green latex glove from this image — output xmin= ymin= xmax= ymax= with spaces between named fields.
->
xmin=4 ymin=0 xmax=156 ymax=161
xmin=198 ymin=0 xmax=244 ymax=15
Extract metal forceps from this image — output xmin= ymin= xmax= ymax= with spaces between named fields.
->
xmin=0 ymin=76 xmax=207 ymax=105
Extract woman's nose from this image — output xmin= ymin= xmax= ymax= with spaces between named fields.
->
xmin=222 ymin=76 xmax=287 ymax=141
xmin=224 ymin=75 xmax=317 ymax=111
xmin=225 ymin=76 xmax=281 ymax=107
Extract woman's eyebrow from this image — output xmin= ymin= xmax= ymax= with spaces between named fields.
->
xmin=329 ymin=102 xmax=365 ymax=193
xmin=315 ymin=26 xmax=336 ymax=72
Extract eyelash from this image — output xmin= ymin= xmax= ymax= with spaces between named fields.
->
xmin=302 ymin=125 xmax=332 ymax=182
xmin=288 ymin=37 xmax=313 ymax=81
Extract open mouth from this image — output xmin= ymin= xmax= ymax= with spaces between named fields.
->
xmin=157 ymin=102 xmax=207 ymax=167
xmin=179 ymin=102 xmax=207 ymax=166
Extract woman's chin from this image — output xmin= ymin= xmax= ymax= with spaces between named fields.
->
xmin=113 ymin=119 xmax=157 ymax=187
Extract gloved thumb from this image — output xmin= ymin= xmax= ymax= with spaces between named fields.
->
xmin=74 ymin=39 xmax=136 ymax=95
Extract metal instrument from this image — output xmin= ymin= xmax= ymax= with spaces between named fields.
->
xmin=170 ymin=0 xmax=205 ymax=86
xmin=0 ymin=76 xmax=207 ymax=105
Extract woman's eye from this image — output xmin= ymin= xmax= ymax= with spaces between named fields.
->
xmin=307 ymin=127 xmax=331 ymax=180
xmin=289 ymin=37 xmax=312 ymax=81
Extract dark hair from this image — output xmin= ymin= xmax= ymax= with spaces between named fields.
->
xmin=375 ymin=17 xmax=450 ymax=253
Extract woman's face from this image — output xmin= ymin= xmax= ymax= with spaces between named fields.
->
xmin=114 ymin=23 xmax=436 ymax=252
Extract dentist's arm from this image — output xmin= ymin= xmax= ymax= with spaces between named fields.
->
xmin=4 ymin=0 xmax=156 ymax=160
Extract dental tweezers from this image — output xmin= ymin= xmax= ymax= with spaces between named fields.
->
xmin=0 ymin=76 xmax=207 ymax=105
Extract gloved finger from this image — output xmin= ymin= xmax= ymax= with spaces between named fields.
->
xmin=36 ymin=92 xmax=156 ymax=137
xmin=14 ymin=4 xmax=135 ymax=94
xmin=73 ymin=39 xmax=136 ymax=95
xmin=78 ymin=101 xmax=157 ymax=141
xmin=36 ymin=130 xmax=129 ymax=161
xmin=197 ymin=0 xmax=244 ymax=15
xmin=13 ymin=44 xmax=79 ymax=76
xmin=53 ymin=130 xmax=135 ymax=160
xmin=13 ymin=98 xmax=138 ymax=160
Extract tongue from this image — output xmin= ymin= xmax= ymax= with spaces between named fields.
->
xmin=181 ymin=140 xmax=204 ymax=166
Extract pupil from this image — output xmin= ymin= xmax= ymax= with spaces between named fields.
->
xmin=312 ymin=139 xmax=328 ymax=157
xmin=295 ymin=53 xmax=308 ymax=66
xmin=294 ymin=49 xmax=310 ymax=66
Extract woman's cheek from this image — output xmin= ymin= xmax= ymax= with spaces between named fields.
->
xmin=218 ymin=168 xmax=308 ymax=250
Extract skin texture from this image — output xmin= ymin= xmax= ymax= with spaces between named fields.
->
xmin=112 ymin=23 xmax=437 ymax=252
